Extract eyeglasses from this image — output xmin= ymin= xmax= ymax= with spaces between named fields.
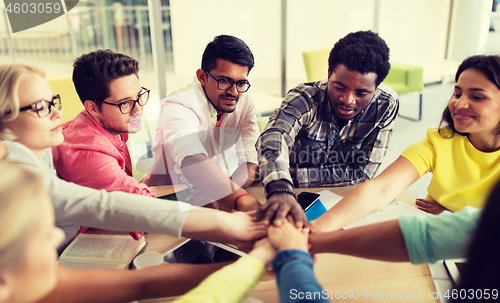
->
xmin=96 ymin=87 xmax=150 ymax=114
xmin=205 ymin=71 xmax=251 ymax=93
xmin=17 ymin=94 xmax=62 ymax=118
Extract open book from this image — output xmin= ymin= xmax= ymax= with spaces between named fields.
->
xmin=58 ymin=234 xmax=146 ymax=269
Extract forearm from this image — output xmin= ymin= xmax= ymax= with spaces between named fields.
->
xmin=309 ymin=220 xmax=409 ymax=262
xmin=36 ymin=263 xmax=229 ymax=303
xmin=312 ymin=156 xmax=420 ymax=232
xmin=182 ymin=154 xmax=246 ymax=209
xmin=174 ymin=256 xmax=265 ymax=303
xmin=274 ymin=249 xmax=327 ymax=303
xmin=312 ymin=180 xmax=393 ymax=231
xmin=231 ymin=162 xmax=258 ymax=189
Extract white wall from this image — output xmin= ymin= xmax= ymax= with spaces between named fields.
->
xmin=379 ymin=0 xmax=451 ymax=65
xmin=447 ymin=0 xmax=492 ymax=61
xmin=167 ymin=0 xmax=488 ymax=94
xmin=170 ymin=0 xmax=281 ymax=90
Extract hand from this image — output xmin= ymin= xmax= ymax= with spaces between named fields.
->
xmin=415 ymin=198 xmax=449 ymax=214
xmin=268 ymin=216 xmax=309 ymax=251
xmin=219 ymin=211 xmax=267 ymax=245
xmin=236 ymin=194 xmax=261 ymax=212
xmin=248 ymin=237 xmax=276 ymax=267
xmin=308 ymin=220 xmax=325 ymax=233
xmin=254 ymin=192 xmax=308 ymax=228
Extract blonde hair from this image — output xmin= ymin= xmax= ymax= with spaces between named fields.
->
xmin=0 ymin=161 xmax=43 ymax=269
xmin=0 ymin=64 xmax=45 ymax=140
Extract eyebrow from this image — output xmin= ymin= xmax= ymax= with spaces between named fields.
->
xmin=454 ymin=85 xmax=486 ymax=92
xmin=112 ymin=89 xmax=143 ymax=103
xmin=332 ymin=81 xmax=372 ymax=93
xmin=213 ymin=74 xmax=248 ymax=83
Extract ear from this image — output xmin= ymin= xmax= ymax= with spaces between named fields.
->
xmin=196 ymin=69 xmax=207 ymax=86
xmin=83 ymin=100 xmax=100 ymax=117
xmin=0 ymin=273 xmax=12 ymax=302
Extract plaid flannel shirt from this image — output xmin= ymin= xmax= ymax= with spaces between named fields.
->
xmin=257 ymin=80 xmax=399 ymax=188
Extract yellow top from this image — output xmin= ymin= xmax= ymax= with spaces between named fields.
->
xmin=401 ymin=127 xmax=500 ymax=212
xmin=173 ymin=255 xmax=265 ymax=303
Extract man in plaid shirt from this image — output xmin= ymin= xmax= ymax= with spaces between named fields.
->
xmin=255 ymin=31 xmax=399 ymax=227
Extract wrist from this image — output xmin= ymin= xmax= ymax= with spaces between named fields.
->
xmin=266 ymin=181 xmax=295 ymax=200
xmin=234 ymin=193 xmax=252 ymax=210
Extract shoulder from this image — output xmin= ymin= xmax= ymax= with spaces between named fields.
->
xmin=161 ymin=88 xmax=199 ymax=112
xmin=282 ymin=81 xmax=326 ymax=111
xmin=289 ymin=80 xmax=326 ymax=100
xmin=425 ymin=127 xmax=464 ymax=145
xmin=374 ymin=83 xmax=399 ymax=108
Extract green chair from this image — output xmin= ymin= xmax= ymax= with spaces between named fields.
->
xmin=303 ymin=48 xmax=330 ymax=82
xmin=46 ymin=76 xmax=84 ymax=123
xmin=382 ymin=63 xmax=424 ymax=121
xmin=257 ymin=116 xmax=270 ymax=132
xmin=302 ymin=49 xmax=424 ymax=121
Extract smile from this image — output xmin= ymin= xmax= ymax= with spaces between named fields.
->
xmin=454 ymin=111 xmax=475 ymax=122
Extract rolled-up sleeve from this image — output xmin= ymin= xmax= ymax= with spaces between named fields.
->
xmin=399 ymin=207 xmax=480 ymax=264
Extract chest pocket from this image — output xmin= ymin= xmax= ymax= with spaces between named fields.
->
xmin=290 ymin=121 xmax=339 ymax=167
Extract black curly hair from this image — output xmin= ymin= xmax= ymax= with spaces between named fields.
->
xmin=439 ymin=55 xmax=500 ymax=138
xmin=72 ymin=49 xmax=139 ymax=106
xmin=328 ymin=30 xmax=390 ymax=86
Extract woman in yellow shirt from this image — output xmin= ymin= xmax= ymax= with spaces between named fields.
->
xmin=313 ymin=55 xmax=500 ymax=232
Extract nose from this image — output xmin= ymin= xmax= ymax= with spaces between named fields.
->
xmin=227 ymin=84 xmax=238 ymax=96
xmin=131 ymin=101 xmax=143 ymax=116
xmin=453 ymin=94 xmax=469 ymax=109
xmin=339 ymin=91 xmax=355 ymax=105
xmin=51 ymin=105 xmax=63 ymax=120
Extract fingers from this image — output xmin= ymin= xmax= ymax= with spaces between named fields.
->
xmin=272 ymin=203 xmax=292 ymax=227
xmin=287 ymin=204 xmax=307 ymax=228
xmin=263 ymin=202 xmax=280 ymax=226
xmin=253 ymin=203 xmax=270 ymax=222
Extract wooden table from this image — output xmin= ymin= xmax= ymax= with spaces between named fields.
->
xmin=140 ymin=184 xmax=438 ymax=303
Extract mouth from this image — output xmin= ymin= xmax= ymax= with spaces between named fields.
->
xmin=335 ymin=105 xmax=356 ymax=116
xmin=453 ymin=111 xmax=475 ymax=122
xmin=51 ymin=125 xmax=62 ymax=131
xmin=128 ymin=117 xmax=142 ymax=126
xmin=220 ymin=95 xmax=238 ymax=106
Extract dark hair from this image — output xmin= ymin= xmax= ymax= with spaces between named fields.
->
xmin=201 ymin=35 xmax=254 ymax=73
xmin=72 ymin=49 xmax=139 ymax=105
xmin=439 ymin=55 xmax=500 ymax=138
xmin=328 ymin=30 xmax=390 ymax=86
xmin=451 ymin=179 xmax=500 ymax=301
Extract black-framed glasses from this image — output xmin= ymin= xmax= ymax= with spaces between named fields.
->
xmin=17 ymin=94 xmax=62 ymax=118
xmin=96 ymin=87 xmax=150 ymax=114
xmin=205 ymin=71 xmax=251 ymax=93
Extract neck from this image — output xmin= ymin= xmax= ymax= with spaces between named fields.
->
xmin=31 ymin=148 xmax=45 ymax=160
xmin=468 ymin=133 xmax=500 ymax=152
